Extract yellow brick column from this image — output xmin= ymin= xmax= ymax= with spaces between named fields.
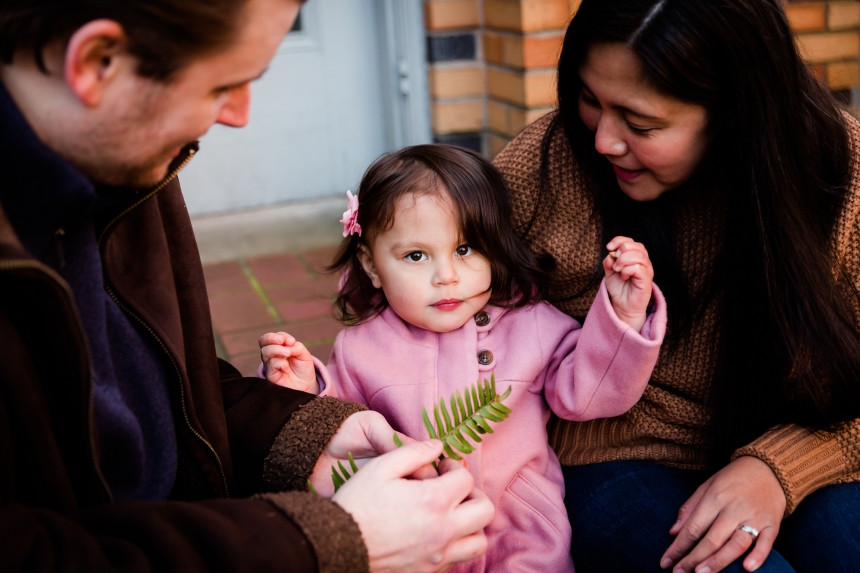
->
xmin=787 ymin=1 xmax=860 ymax=99
xmin=425 ymin=0 xmax=486 ymax=152
xmin=483 ymin=0 xmax=579 ymax=156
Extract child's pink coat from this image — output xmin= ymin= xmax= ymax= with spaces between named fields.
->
xmin=316 ymin=281 xmax=667 ymax=572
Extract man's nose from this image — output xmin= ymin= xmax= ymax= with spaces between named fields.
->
xmin=593 ymin=115 xmax=628 ymax=157
xmin=216 ymin=83 xmax=252 ymax=128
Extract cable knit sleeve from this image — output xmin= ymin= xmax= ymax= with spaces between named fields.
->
xmin=731 ymin=423 xmax=859 ymax=515
xmin=732 ymin=113 xmax=860 ymax=515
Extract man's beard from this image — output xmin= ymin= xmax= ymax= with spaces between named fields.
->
xmin=75 ymin=146 xmax=178 ymax=189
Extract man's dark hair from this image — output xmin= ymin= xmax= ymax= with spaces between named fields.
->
xmin=0 ymin=0 xmax=252 ymax=80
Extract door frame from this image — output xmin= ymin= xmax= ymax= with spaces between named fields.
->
xmin=379 ymin=0 xmax=433 ymax=148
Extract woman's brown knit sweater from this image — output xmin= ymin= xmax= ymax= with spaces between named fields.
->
xmin=494 ymin=111 xmax=860 ymax=515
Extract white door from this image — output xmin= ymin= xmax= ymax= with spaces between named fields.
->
xmin=180 ymin=0 xmax=427 ymax=216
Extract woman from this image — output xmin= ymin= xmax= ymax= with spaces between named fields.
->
xmin=494 ymin=1 xmax=860 ymax=572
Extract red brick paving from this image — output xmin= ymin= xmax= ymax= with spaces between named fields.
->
xmin=265 ymin=273 xmax=340 ymax=304
xmin=205 ymin=248 xmax=345 ymax=376
xmin=276 ymin=299 xmax=336 ymax=324
xmin=247 ymin=252 xmax=311 ymax=285
xmin=209 ymin=291 xmax=278 ymax=333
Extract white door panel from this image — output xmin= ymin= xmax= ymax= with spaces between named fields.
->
xmin=181 ymin=0 xmax=396 ymax=216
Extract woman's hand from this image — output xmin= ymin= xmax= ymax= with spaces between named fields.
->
xmin=603 ymin=236 xmax=654 ymax=332
xmin=259 ymin=331 xmax=319 ymax=394
xmin=660 ymin=456 xmax=787 ymax=573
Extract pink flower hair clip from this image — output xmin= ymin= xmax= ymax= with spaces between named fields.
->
xmin=340 ymin=190 xmax=362 ymax=237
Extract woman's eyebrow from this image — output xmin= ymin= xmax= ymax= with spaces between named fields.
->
xmin=617 ymin=105 xmax=662 ymax=121
xmin=581 ymin=80 xmax=662 ymax=121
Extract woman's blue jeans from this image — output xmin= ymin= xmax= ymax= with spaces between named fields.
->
xmin=563 ymin=460 xmax=860 ymax=572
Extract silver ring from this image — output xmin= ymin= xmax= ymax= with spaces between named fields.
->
xmin=738 ymin=524 xmax=759 ymax=540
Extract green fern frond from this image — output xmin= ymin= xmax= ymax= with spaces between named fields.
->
xmin=330 ymin=451 xmax=360 ymax=492
xmin=319 ymin=376 xmax=513 ymax=494
xmin=421 ymin=374 xmax=512 ymax=461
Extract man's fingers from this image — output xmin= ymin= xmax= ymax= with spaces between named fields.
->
xmin=349 ymin=411 xmax=409 ymax=457
xmin=438 ymin=530 xmax=489 ymax=568
xmin=449 ymin=483 xmax=495 ymax=533
xmin=421 ymin=455 xmax=479 ymax=509
xmin=365 ymin=439 xmax=446 ymax=480
xmin=743 ymin=527 xmax=777 ymax=572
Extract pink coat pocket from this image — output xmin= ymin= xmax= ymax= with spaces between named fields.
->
xmin=484 ymin=473 xmax=574 ymax=572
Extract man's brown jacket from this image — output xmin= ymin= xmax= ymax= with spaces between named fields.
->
xmin=0 ymin=149 xmax=369 ymax=572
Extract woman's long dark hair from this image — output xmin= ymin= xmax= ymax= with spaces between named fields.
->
xmin=331 ymin=144 xmax=548 ymax=324
xmin=544 ymin=0 xmax=860 ymax=465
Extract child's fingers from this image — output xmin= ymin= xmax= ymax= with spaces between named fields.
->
xmin=613 ymin=248 xmax=653 ymax=276
xmin=617 ymin=263 xmax=643 ymax=282
xmin=258 ymin=331 xmax=297 ymax=349
xmin=267 ymin=357 xmax=292 ymax=376
xmin=606 ymin=236 xmax=634 ymax=252
xmin=611 ymin=239 xmax=649 ymax=259
xmin=289 ymin=340 xmax=313 ymax=361
xmin=258 ymin=332 xmax=284 ymax=348
xmin=264 ymin=358 xmax=286 ymax=383
xmin=261 ymin=344 xmax=296 ymax=361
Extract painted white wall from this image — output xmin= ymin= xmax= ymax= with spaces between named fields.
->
xmin=180 ymin=0 xmax=396 ymax=216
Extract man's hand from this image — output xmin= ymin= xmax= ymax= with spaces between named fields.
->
xmin=660 ymin=456 xmax=786 ymax=573
xmin=259 ymin=331 xmax=319 ymax=394
xmin=309 ymin=411 xmax=438 ymax=495
xmin=333 ymin=440 xmax=494 ymax=573
xmin=603 ymin=236 xmax=654 ymax=332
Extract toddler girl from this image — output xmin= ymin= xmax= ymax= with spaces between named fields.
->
xmin=258 ymin=144 xmax=667 ymax=572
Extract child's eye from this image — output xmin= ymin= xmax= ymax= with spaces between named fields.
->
xmin=455 ymin=245 xmax=473 ymax=257
xmin=406 ymin=251 xmax=427 ymax=262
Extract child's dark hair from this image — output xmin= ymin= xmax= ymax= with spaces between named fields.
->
xmin=330 ymin=144 xmax=548 ymax=324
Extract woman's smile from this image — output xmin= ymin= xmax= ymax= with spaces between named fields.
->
xmin=612 ymin=164 xmax=645 ymax=181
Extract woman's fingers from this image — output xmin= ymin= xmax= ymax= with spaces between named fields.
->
xmin=670 ymin=480 xmax=709 ymax=536
xmin=661 ymin=486 xmax=717 ymax=568
xmin=662 ymin=458 xmax=785 ymax=573
xmin=690 ymin=526 xmax=761 ymax=573
xmin=672 ymin=516 xmax=751 ymax=573
xmin=743 ymin=526 xmax=777 ymax=572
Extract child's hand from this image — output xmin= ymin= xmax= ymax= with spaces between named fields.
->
xmin=603 ymin=236 xmax=654 ymax=332
xmin=258 ymin=331 xmax=319 ymax=394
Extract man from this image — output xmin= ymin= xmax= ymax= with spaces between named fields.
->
xmin=0 ymin=0 xmax=493 ymax=571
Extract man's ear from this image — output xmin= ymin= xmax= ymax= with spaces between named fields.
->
xmin=356 ymin=244 xmax=383 ymax=289
xmin=64 ymin=20 xmax=128 ymax=107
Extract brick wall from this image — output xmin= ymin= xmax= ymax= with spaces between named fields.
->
xmin=787 ymin=1 xmax=860 ymax=100
xmin=424 ymin=0 xmax=860 ymax=157
xmin=425 ymin=0 xmax=486 ymax=152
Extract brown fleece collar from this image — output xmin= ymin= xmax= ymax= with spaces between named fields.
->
xmin=263 ymin=396 xmax=367 ymax=492
xmin=258 ymin=491 xmax=370 ymax=573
